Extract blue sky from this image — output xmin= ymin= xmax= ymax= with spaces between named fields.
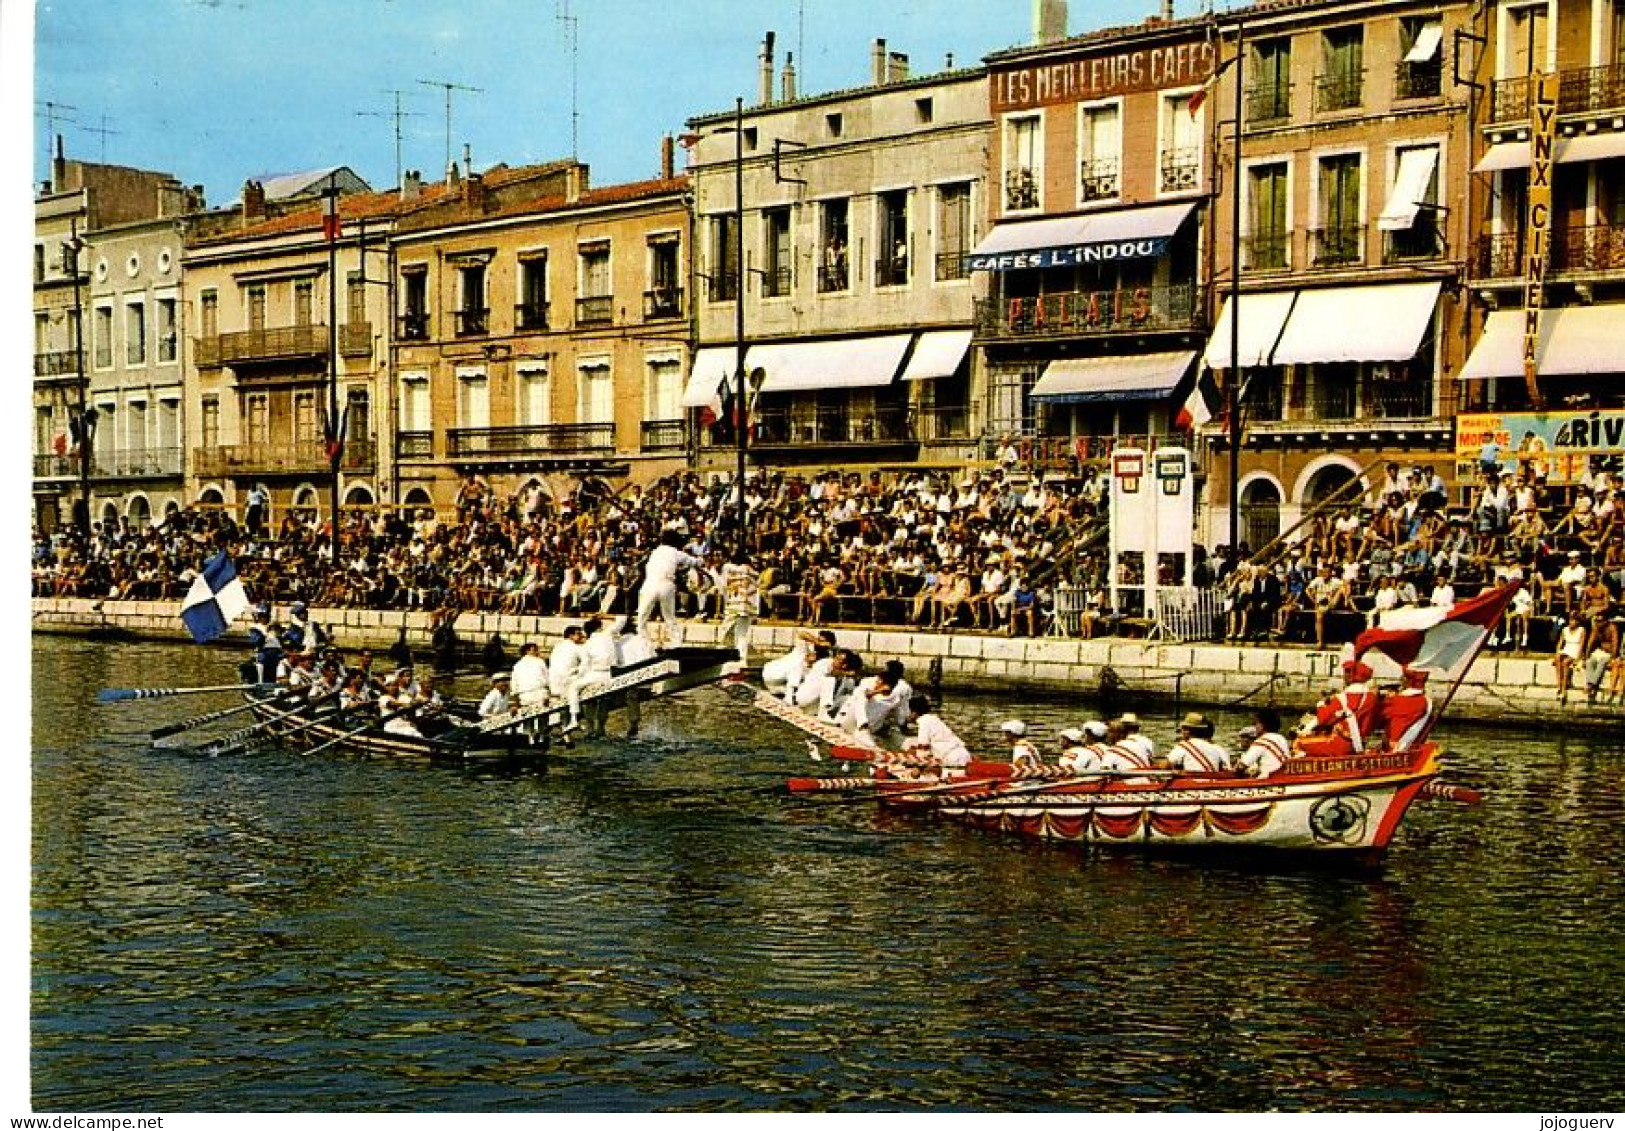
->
xmin=31 ymin=0 xmax=1205 ymax=204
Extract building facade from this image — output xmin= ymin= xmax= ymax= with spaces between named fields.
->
xmin=686 ymin=39 xmax=988 ymax=470
xmin=388 ymin=159 xmax=692 ymax=508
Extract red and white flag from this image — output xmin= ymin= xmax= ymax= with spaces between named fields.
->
xmin=321 ymin=193 xmax=342 ymax=241
xmin=1354 ymin=582 xmax=1521 ymax=686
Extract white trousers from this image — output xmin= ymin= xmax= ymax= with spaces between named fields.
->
xmin=636 ymin=581 xmax=680 ymax=645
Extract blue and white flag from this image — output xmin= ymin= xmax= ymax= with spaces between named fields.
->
xmin=180 ymin=553 xmax=251 ymax=644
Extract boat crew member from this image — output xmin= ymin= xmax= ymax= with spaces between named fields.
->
xmin=838 ymin=660 xmax=911 ymax=738
xmin=1096 ymin=719 xmax=1157 ymax=781
xmin=478 ymin=672 xmax=513 ymax=720
xmin=718 ymin=548 xmax=760 ymax=665
xmin=414 ymin=673 xmax=450 ymax=736
xmin=308 ymin=660 xmax=342 ymax=703
xmin=763 ymin=630 xmax=828 ymax=702
xmin=615 ymin=618 xmax=654 ymax=739
xmin=284 ymin=650 xmax=317 ymax=691
xmin=1056 ymin=727 xmax=1101 ymax=773
xmin=549 ymin=624 xmax=591 ymax=732
xmin=339 ymin=671 xmax=371 ymax=710
xmin=379 ymin=670 xmax=424 ymax=738
xmin=1115 ymin=712 xmax=1157 ymax=763
xmin=1000 ymin=719 xmax=1041 ymax=767
xmin=636 ymin=530 xmax=706 ymax=648
xmin=903 ymin=695 xmax=971 ymax=770
xmin=1236 ymin=708 xmax=1293 ymax=778
xmin=511 ymin=642 xmax=549 ymax=709
xmin=1164 ymin=712 xmax=1233 ymax=773
xmin=1062 ymin=720 xmax=1113 ymax=773
xmin=581 ymin=617 xmax=619 ymax=738
xmin=789 ymin=633 xmax=840 ymax=713
xmin=821 ymin=649 xmax=865 ymax=723
xmin=1381 ymin=668 xmax=1433 ymax=752
xmin=1296 ymin=660 xmax=1379 ymax=757
xmin=248 ymin=621 xmax=284 ymax=684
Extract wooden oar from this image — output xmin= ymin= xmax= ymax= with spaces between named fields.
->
xmin=196 ymin=690 xmax=347 ymax=757
xmin=1419 ymin=780 xmax=1484 ymax=805
xmin=101 ymin=682 xmax=277 ymax=704
xmin=150 ymin=688 xmax=303 ymax=740
xmin=300 ymin=701 xmax=422 ymax=758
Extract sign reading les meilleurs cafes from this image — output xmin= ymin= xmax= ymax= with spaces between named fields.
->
xmin=992 ymin=40 xmax=1218 ymax=111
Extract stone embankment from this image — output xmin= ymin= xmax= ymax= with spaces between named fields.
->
xmin=31 ymin=598 xmax=1623 ymax=733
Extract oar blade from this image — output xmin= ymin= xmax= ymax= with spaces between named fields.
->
xmin=98 ymin=689 xmax=139 ymax=703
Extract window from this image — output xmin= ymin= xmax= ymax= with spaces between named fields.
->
xmin=709 ymin=215 xmax=739 ymax=301
xmin=646 ymin=236 xmax=682 ymax=317
xmin=244 ymin=392 xmax=269 ymax=445
xmin=646 ymin=358 xmax=682 ymax=420
xmin=577 ymin=242 xmax=612 ymax=324
xmin=456 ymin=263 xmax=487 ymax=336
xmin=1079 ymin=103 xmax=1121 ymax=202
xmin=201 ymin=396 xmax=220 ymax=450
xmin=1397 ymin=18 xmax=1444 ymax=99
xmin=742 ymin=127 xmax=759 ymax=151
xmin=157 ymin=399 xmax=179 ymax=452
xmin=1160 ymin=94 xmax=1202 ymax=193
xmin=1248 ymin=38 xmax=1293 ymax=123
xmin=762 ymin=209 xmax=792 ymax=297
xmin=518 ymin=255 xmax=549 ymax=330
xmin=1380 ymin=144 xmax=1442 ymax=261
xmin=400 ymin=268 xmax=428 ymax=340
xmin=818 ymin=199 xmax=850 ymax=292
xmin=245 ymin=285 xmax=266 ymax=331
xmin=1507 ymin=4 xmax=1548 ymax=78
xmin=936 ymin=183 xmax=972 ymax=281
xmin=293 ymin=280 xmax=314 ymax=326
xmin=34 ymin=245 xmax=45 ymax=283
xmin=127 ymin=400 xmax=149 ymax=453
xmin=346 ymin=390 xmax=371 ymax=444
xmin=1614 ymin=0 xmax=1625 ymax=66
xmin=457 ymin=368 xmax=489 ymax=429
xmin=1317 ymin=26 xmax=1365 ymax=112
xmin=125 ymin=301 xmax=147 ymax=365
xmin=517 ymin=363 xmax=551 ymax=425
xmin=156 ymin=297 xmax=177 ymax=362
xmin=34 ymin=312 xmax=48 ymax=355
xmin=293 ymin=392 xmax=319 ymax=446
xmin=347 ymin=272 xmax=365 ymax=324
xmin=988 ymin=365 xmax=1037 ymax=436
xmin=876 ymin=190 xmax=910 ymax=286
xmin=1314 ymin=153 xmax=1364 ymax=265
xmin=577 ymin=362 xmax=614 ymax=425
xmin=1247 ymin=163 xmax=1291 ymax=270
xmin=94 ymin=306 xmax=113 ymax=369
xmin=200 ymin=290 xmax=218 ymax=338
xmin=399 ymin=374 xmax=429 ymax=433
xmin=1005 ymin=115 xmax=1041 ymax=211
xmin=915 ymin=97 xmax=934 ymax=124
xmin=825 ymin=112 xmax=843 ymax=138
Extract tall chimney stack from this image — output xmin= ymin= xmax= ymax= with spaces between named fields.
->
xmin=759 ymin=31 xmax=776 ymax=105
xmin=886 ymin=50 xmax=910 ymax=83
xmin=871 ymin=38 xmax=888 ymax=85
xmin=242 ymin=179 xmax=266 ymax=223
xmin=52 ymin=135 xmax=66 ymax=193
xmin=1033 ymin=0 xmax=1067 ymax=44
xmin=782 ymin=51 xmax=798 ymax=101
xmin=661 ymin=134 xmax=675 ymax=180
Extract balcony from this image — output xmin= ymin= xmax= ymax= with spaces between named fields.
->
xmin=1159 ymin=148 xmax=1201 ymax=193
xmin=208 ymin=324 xmax=328 ymax=365
xmin=1395 ymin=58 xmax=1443 ymax=101
xmin=875 ymin=254 xmax=910 ymax=287
xmin=33 ymin=454 xmax=78 ymax=479
xmin=1552 ymin=223 xmax=1625 ymax=273
xmin=973 ymin=283 xmax=1202 ymax=340
xmin=708 ymin=272 xmax=739 ymax=302
xmin=747 ymin=404 xmax=914 ymax=448
xmin=1079 ymin=158 xmax=1120 ymax=202
xmin=454 ymin=307 xmax=489 ymax=337
xmin=447 ymin=423 xmax=615 ymax=461
xmin=192 ymin=439 xmax=376 ymax=478
xmin=935 ymin=251 xmax=969 ymax=282
xmin=1475 ymin=231 xmax=1523 ymax=279
xmin=1245 ymin=84 xmax=1293 ymax=126
xmin=640 ymin=418 xmax=686 ymax=451
xmin=642 ymin=287 xmax=684 ymax=320
xmin=760 ymin=267 xmax=792 ymax=298
xmin=1005 ymin=168 xmax=1040 ymax=211
xmin=816 ymin=264 xmax=848 ymax=294
xmin=1491 ymin=63 xmax=1625 ymax=123
xmin=398 ymin=312 xmax=430 ymax=342
xmin=576 ymin=295 xmax=614 ymax=326
xmin=340 ymin=322 xmax=372 ymax=358
xmin=93 ymin=447 xmax=184 ymax=478
xmin=913 ymin=405 xmax=973 ymax=442
xmin=1383 ymin=221 xmax=1442 ymax=263
xmin=1243 ymin=232 xmax=1291 ymax=272
xmin=515 ymin=302 xmax=550 ymax=332
xmin=395 ymin=430 xmax=434 ymax=461
xmin=1314 ymin=70 xmax=1365 ymax=113
xmin=1310 ymin=223 xmax=1365 ymax=267
xmin=34 ymin=350 xmax=81 ymax=379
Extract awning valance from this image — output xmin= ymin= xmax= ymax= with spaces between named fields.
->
xmin=752 ymin=334 xmax=913 ymax=393
xmin=1203 ymin=292 xmax=1297 ymax=369
xmin=1378 ymin=147 xmax=1441 ymax=231
xmin=1458 ymin=306 xmax=1625 ymax=379
xmin=1030 ymin=350 xmax=1197 ymax=403
xmin=901 ymin=329 xmax=973 ymax=381
xmin=1474 ymin=129 xmax=1625 ymax=173
xmin=967 ymin=201 xmax=1196 ymax=271
xmin=1404 ymin=23 xmax=1443 ymax=63
xmin=1271 ymin=281 xmax=1442 ymax=366
xmin=683 ymin=345 xmax=746 ymax=408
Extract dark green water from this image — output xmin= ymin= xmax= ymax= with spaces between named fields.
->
xmin=30 ymin=635 xmax=1625 ymax=1111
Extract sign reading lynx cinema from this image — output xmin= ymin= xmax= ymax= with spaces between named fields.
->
xmin=967 ymin=236 xmax=1170 ymax=272
xmin=992 ymin=40 xmax=1217 ymax=112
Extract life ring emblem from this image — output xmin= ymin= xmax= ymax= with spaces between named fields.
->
xmin=1309 ymin=794 xmax=1370 ymax=844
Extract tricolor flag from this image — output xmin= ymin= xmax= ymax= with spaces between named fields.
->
xmin=1174 ymin=372 xmax=1216 ymax=431
xmin=180 ymin=552 xmax=252 ymax=644
xmin=1354 ymin=582 xmax=1521 ymax=687
xmin=321 ymin=192 xmax=342 ymax=241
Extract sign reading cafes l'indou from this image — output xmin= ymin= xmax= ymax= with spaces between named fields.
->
xmin=992 ymin=40 xmax=1218 ymax=112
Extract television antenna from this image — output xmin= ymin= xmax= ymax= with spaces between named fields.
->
xmin=415 ymin=78 xmax=483 ymax=176
xmin=557 ymin=0 xmax=580 ymax=157
xmin=357 ymin=90 xmax=425 ymax=191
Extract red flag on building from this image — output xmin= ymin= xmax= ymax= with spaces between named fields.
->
xmin=321 ymin=193 xmax=342 ymax=241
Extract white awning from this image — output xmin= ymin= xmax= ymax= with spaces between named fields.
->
xmin=1030 ymin=350 xmax=1197 ymax=403
xmin=1458 ymin=306 xmax=1625 ymax=379
xmin=752 ymin=334 xmax=913 ymax=393
xmin=1405 ymin=22 xmax=1443 ymax=63
xmin=901 ymin=329 xmax=973 ymax=381
xmin=967 ymin=201 xmax=1196 ymax=271
xmin=1272 ymin=282 xmax=1442 ymax=365
xmin=1378 ymin=147 xmax=1441 ymax=231
xmin=1474 ymin=130 xmax=1625 ymax=173
xmin=1203 ymin=292 xmax=1297 ymax=369
xmin=683 ymin=345 xmax=747 ymax=408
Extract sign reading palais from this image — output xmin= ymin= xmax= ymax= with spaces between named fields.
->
xmin=992 ymin=41 xmax=1218 ymax=111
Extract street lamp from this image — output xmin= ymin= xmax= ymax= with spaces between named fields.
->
xmin=63 ymin=222 xmax=91 ymax=536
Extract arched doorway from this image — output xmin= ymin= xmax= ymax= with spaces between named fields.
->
xmin=403 ymin=487 xmax=432 ymax=507
xmin=1302 ymin=462 xmax=1358 ymax=507
xmin=127 ymin=495 xmax=151 ymax=528
xmin=100 ymin=502 xmax=119 ymax=527
xmin=292 ymin=485 xmax=320 ymax=526
xmin=1239 ymin=478 xmax=1282 ymax=556
xmin=197 ymin=487 xmax=224 ymax=509
xmin=344 ymin=484 xmax=375 ymax=508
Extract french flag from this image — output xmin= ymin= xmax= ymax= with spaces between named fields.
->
xmin=180 ymin=553 xmax=252 ymax=644
xmin=1354 ymin=582 xmax=1521 ymax=686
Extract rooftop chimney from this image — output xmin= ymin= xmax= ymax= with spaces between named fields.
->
xmin=661 ymin=134 xmax=675 ymax=180
xmin=1161 ymin=0 xmax=1174 ymax=18
xmin=886 ymin=50 xmax=910 ymax=83
xmin=1033 ymin=0 xmax=1067 ymax=44
xmin=759 ymin=31 xmax=776 ymax=106
xmin=463 ymin=143 xmax=473 ymax=180
xmin=242 ymin=179 xmax=266 ymax=223
xmin=871 ymin=38 xmax=888 ymax=85
xmin=782 ymin=51 xmax=798 ymax=101
xmin=52 ymin=135 xmax=66 ymax=194
xmin=464 ymin=170 xmax=486 ymax=211
xmin=565 ymin=162 xmax=588 ymax=204
xmin=446 ymin=160 xmax=460 ymax=188
xmin=401 ymin=169 xmax=422 ymax=200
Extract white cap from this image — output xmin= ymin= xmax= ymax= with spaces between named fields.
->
xmin=1000 ymin=719 xmax=1027 ymax=737
xmin=1083 ymin=720 xmax=1109 ymax=740
xmin=1058 ymin=727 xmax=1085 ymax=744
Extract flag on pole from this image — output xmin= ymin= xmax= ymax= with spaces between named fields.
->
xmin=1174 ymin=372 xmax=1216 ymax=431
xmin=321 ymin=192 xmax=342 ymax=241
xmin=1354 ymin=582 xmax=1520 ymax=686
xmin=180 ymin=552 xmax=252 ymax=644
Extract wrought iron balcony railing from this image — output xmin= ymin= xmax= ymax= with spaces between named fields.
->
xmin=1395 ymin=58 xmax=1443 ymax=100
xmin=875 ymin=255 xmax=910 ymax=287
xmin=760 ymin=267 xmax=792 ymax=298
xmin=34 ymin=350 xmax=81 ymax=378
xmin=913 ymin=405 xmax=973 ymax=442
xmin=642 ymin=287 xmax=684 ymax=319
xmin=1159 ymin=148 xmax=1201 ymax=193
xmin=707 ymin=272 xmax=739 ymax=302
xmin=192 ymin=439 xmax=376 ymax=477
xmin=1245 ymin=84 xmax=1293 ymax=126
xmin=446 ymin=423 xmax=616 ymax=460
xmin=1309 ymin=223 xmax=1365 ymax=267
xmin=339 ymin=321 xmax=372 ymax=357
xmin=1383 ymin=221 xmax=1443 ymax=263
xmin=93 ymin=447 xmax=184 ymax=478
xmin=33 ymin=454 xmax=78 ymax=479
xmin=744 ymin=404 xmax=914 ymax=447
xmin=640 ymin=418 xmax=687 ymax=451
xmin=1243 ymin=232 xmax=1290 ymax=271
xmin=1005 ymin=168 xmax=1040 ymax=211
xmin=935 ymin=251 xmax=969 ymax=282
xmin=1474 ymin=231 xmax=1523 ymax=279
xmin=973 ymin=283 xmax=1201 ymax=339
xmin=816 ymin=264 xmax=848 ymax=293
xmin=515 ymin=302 xmax=550 ymax=332
xmin=1490 ymin=63 xmax=1625 ymax=123
xmin=454 ymin=307 xmax=489 ymax=337
xmin=1314 ymin=69 xmax=1365 ymax=112
xmin=395 ymin=430 xmax=434 ymax=460
xmin=575 ymin=295 xmax=614 ymax=325
xmin=1552 ymin=223 xmax=1625 ymax=273
xmin=205 ymin=324 xmax=328 ymax=365
xmin=1079 ymin=158 xmax=1120 ymax=202
xmin=398 ymin=312 xmax=430 ymax=341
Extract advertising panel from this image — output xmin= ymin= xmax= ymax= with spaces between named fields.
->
xmin=1455 ymin=409 xmax=1625 ymax=482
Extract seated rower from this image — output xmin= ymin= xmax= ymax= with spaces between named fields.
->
xmin=1098 ymin=719 xmax=1156 ymax=781
xmin=339 ymin=671 xmax=371 ymax=711
xmin=902 ymin=694 xmax=971 ymax=771
xmin=414 ymin=673 xmax=451 ymax=736
xmin=1381 ymin=667 xmax=1433 ymax=752
xmin=1164 ymin=712 xmax=1233 ymax=773
xmin=1236 ymin=707 xmax=1293 ymax=778
xmin=478 ymin=672 xmax=514 ymax=720
xmin=1057 ymin=721 xmax=1108 ymax=774
xmin=1115 ymin=712 xmax=1157 ymax=764
xmin=1295 ymin=660 xmax=1379 ymax=758
xmin=1000 ymin=719 xmax=1042 ymax=767
xmin=379 ymin=670 xmax=424 ymax=738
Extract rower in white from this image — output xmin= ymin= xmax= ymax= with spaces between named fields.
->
xmin=1163 ymin=712 xmax=1233 ymax=773
xmin=511 ymin=642 xmax=548 ymax=709
xmin=549 ymin=623 xmax=591 ymax=732
xmin=478 ymin=672 xmax=513 ymax=720
xmin=1236 ymin=707 xmax=1293 ymax=779
xmin=1000 ymin=719 xmax=1041 ymax=768
xmin=636 ymin=531 xmax=706 ymax=648
xmin=902 ymin=694 xmax=971 ymax=769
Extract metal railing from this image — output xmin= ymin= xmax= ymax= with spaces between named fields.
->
xmin=1159 ymin=148 xmax=1201 ymax=193
xmin=760 ymin=266 xmax=792 ymax=298
xmin=1245 ymin=84 xmax=1293 ymax=125
xmin=33 ymin=454 xmax=78 ymax=479
xmin=973 ymin=283 xmax=1201 ymax=339
xmin=1079 ymin=158 xmax=1120 ymax=202
xmin=93 ymin=447 xmax=184 ymax=478
xmin=1474 ymin=231 xmax=1523 ymax=279
xmin=1395 ymin=58 xmax=1443 ymax=100
xmin=914 ymin=405 xmax=973 ymax=442
xmin=1005 ymin=168 xmax=1040 ymax=211
xmin=1489 ymin=75 xmax=1530 ymax=123
xmin=640 ymin=418 xmax=686 ymax=450
xmin=576 ymin=295 xmax=614 ymax=325
xmin=34 ymin=350 xmax=80 ymax=378
xmin=395 ymin=431 xmax=434 ymax=460
xmin=340 ymin=322 xmax=372 ymax=357
xmin=515 ymin=302 xmax=549 ymax=332
xmin=875 ymin=255 xmax=910 ymax=287
xmin=206 ymin=324 xmax=328 ymax=364
xmin=642 ymin=287 xmax=683 ymax=319
xmin=446 ymin=423 xmax=615 ymax=459
xmin=398 ymin=312 xmax=430 ymax=341
xmin=935 ymin=251 xmax=969 ymax=282
xmin=708 ymin=272 xmax=739 ymax=302
xmin=454 ymin=308 xmax=489 ymax=337
xmin=1310 ymin=223 xmax=1365 ymax=267
xmin=1243 ymin=381 xmax=1284 ymax=423
xmin=1490 ymin=63 xmax=1625 ymax=122
xmin=192 ymin=439 xmax=376 ymax=477
xmin=1314 ymin=69 xmax=1365 ymax=112
xmin=816 ymin=263 xmax=848 ymax=293
xmin=1365 ymin=381 xmax=1436 ymax=419
xmin=1383 ymin=221 xmax=1442 ymax=263
xmin=747 ymin=404 xmax=914 ymax=446
xmin=1552 ymin=223 xmax=1625 ymax=273
xmin=1243 ymin=232 xmax=1290 ymax=271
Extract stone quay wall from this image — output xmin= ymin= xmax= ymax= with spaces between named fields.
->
xmin=30 ymin=598 xmax=1620 ymax=734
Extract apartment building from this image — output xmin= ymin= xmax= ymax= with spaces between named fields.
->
xmin=1200 ymin=0 xmax=1476 ymax=549
xmin=685 ymin=37 xmax=988 ymax=470
xmin=388 ymin=158 xmax=692 ymax=507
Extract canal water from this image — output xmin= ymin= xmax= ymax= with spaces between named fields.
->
xmin=30 ymin=635 xmax=1625 ymax=1112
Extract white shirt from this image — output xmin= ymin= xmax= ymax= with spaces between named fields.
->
xmin=584 ymin=631 xmax=618 ymax=677
xmin=477 ymin=687 xmax=512 ymax=718
xmin=642 ymin=544 xmax=704 ymax=589
xmin=1238 ymin=732 xmax=1293 ymax=778
xmin=908 ymin=713 xmax=971 ymax=768
xmin=511 ymin=653 xmax=548 ymax=699
xmin=1119 ymin=732 xmax=1157 ymax=762
xmin=549 ymin=638 xmax=588 ymax=693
